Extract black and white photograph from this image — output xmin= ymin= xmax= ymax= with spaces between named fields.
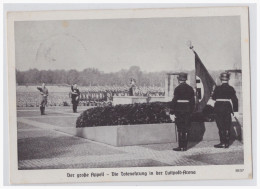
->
xmin=7 ymin=7 xmax=252 ymax=184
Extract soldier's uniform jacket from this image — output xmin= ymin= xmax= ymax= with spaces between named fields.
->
xmin=170 ymin=82 xmax=195 ymax=114
xmin=37 ymin=87 xmax=48 ymax=108
xmin=71 ymin=88 xmax=80 ymax=102
xmin=211 ymin=83 xmax=238 ymax=113
xmin=37 ymin=87 xmax=48 ymax=99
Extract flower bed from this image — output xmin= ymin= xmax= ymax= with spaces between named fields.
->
xmin=76 ymin=102 xmax=172 ymax=128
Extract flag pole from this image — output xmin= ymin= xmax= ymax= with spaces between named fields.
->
xmin=188 ymin=41 xmax=198 ymax=112
xmin=189 ymin=42 xmax=195 ymax=54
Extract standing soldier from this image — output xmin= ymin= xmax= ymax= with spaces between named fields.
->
xmin=71 ymin=84 xmax=80 ymax=113
xmin=129 ymin=78 xmax=136 ymax=96
xmin=167 ymin=73 xmax=195 ymax=151
xmin=211 ymin=72 xmax=238 ymax=148
xmin=37 ymin=83 xmax=48 ymax=115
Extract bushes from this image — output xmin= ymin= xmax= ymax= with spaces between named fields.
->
xmin=76 ymin=102 xmax=172 ymax=128
xmin=63 ymin=101 xmax=69 ymax=106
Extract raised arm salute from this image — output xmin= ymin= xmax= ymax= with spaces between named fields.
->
xmin=37 ymin=83 xmax=48 ymax=115
xmin=71 ymin=84 xmax=80 ymax=113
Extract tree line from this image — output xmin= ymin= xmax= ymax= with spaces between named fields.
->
xmin=16 ymin=66 xmax=222 ymax=87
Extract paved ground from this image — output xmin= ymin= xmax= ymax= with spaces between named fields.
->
xmin=17 ymin=106 xmax=244 ymax=170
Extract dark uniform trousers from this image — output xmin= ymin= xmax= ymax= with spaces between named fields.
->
xmin=37 ymin=87 xmax=48 ymax=115
xmin=212 ymin=83 xmax=238 ymax=147
xmin=170 ymin=82 xmax=195 ymax=150
xmin=40 ymin=97 xmax=47 ymax=115
xmin=175 ymin=112 xmax=192 ymax=149
xmin=175 ymin=113 xmax=192 ymax=133
xmin=72 ymin=100 xmax=79 ymax=112
xmin=215 ymin=112 xmax=232 ymax=143
xmin=71 ymin=88 xmax=80 ymax=113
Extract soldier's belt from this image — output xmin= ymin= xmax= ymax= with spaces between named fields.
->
xmin=177 ymin=100 xmax=189 ymax=102
xmin=216 ymin=99 xmax=234 ymax=110
xmin=216 ymin=99 xmax=231 ymax=102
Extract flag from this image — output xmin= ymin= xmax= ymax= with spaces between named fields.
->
xmin=194 ymin=51 xmax=216 ymax=112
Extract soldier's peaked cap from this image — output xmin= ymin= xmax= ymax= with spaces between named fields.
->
xmin=177 ymin=72 xmax=188 ymax=81
xmin=220 ymin=72 xmax=230 ymax=81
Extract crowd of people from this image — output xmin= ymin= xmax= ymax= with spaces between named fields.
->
xmin=17 ymin=72 xmax=240 ymax=151
xmin=16 ymin=85 xmax=165 ymax=108
xmin=16 ymin=92 xmax=71 ymax=107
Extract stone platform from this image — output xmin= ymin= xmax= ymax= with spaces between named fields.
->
xmin=17 ymin=107 xmax=244 ymax=170
xmin=57 ymin=118 xmax=243 ymax=147
xmin=113 ymin=96 xmax=165 ymax=106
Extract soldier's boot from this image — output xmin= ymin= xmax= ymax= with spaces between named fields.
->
xmin=73 ymin=104 xmax=77 ymax=113
xmin=214 ymin=131 xmax=226 ymax=148
xmin=224 ymin=130 xmax=230 ymax=148
xmin=173 ymin=132 xmax=182 ymax=151
xmin=173 ymin=132 xmax=187 ymax=151
xmin=182 ymin=132 xmax=188 ymax=151
xmin=42 ymin=107 xmax=46 ymax=115
xmin=40 ymin=106 xmax=44 ymax=115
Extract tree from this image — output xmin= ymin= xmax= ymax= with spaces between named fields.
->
xmin=67 ymin=69 xmax=79 ymax=85
xmin=15 ymin=67 xmax=222 ymax=87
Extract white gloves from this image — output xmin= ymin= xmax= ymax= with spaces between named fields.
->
xmin=165 ymin=108 xmax=170 ymax=116
xmin=207 ymin=98 xmax=215 ymax=107
xmin=233 ymin=112 xmax=239 ymax=117
xmin=164 ymin=108 xmax=175 ymax=121
xmin=170 ymin=114 xmax=176 ymax=122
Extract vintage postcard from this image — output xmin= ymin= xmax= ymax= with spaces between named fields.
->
xmin=7 ymin=7 xmax=252 ymax=184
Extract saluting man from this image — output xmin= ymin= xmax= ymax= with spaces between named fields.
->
xmin=37 ymin=83 xmax=48 ymax=115
xmin=71 ymin=84 xmax=80 ymax=113
xmin=211 ymin=72 xmax=238 ymax=148
xmin=167 ymin=73 xmax=195 ymax=151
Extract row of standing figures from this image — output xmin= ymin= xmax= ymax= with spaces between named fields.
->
xmin=36 ymin=82 xmax=148 ymax=112
xmin=37 ymin=83 xmax=80 ymax=114
xmin=165 ymin=72 xmax=239 ymax=151
xmin=37 ymin=72 xmax=239 ymax=152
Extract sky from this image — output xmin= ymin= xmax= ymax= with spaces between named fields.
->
xmin=14 ymin=16 xmax=241 ymax=73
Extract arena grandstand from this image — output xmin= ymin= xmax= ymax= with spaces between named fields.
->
xmin=16 ymin=85 xmax=165 ymax=107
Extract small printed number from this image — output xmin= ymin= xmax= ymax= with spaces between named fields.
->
xmin=235 ymin=169 xmax=244 ymax=172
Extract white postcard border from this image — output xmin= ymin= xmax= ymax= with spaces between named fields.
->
xmin=7 ymin=6 xmax=252 ymax=184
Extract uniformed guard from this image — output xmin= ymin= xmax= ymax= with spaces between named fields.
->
xmin=71 ymin=84 xmax=80 ymax=113
xmin=211 ymin=72 xmax=238 ymax=148
xmin=167 ymin=73 xmax=195 ymax=151
xmin=129 ymin=78 xmax=136 ymax=96
xmin=37 ymin=83 xmax=48 ymax=115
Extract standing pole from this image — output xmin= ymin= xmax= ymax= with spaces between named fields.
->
xmin=188 ymin=41 xmax=197 ymax=111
